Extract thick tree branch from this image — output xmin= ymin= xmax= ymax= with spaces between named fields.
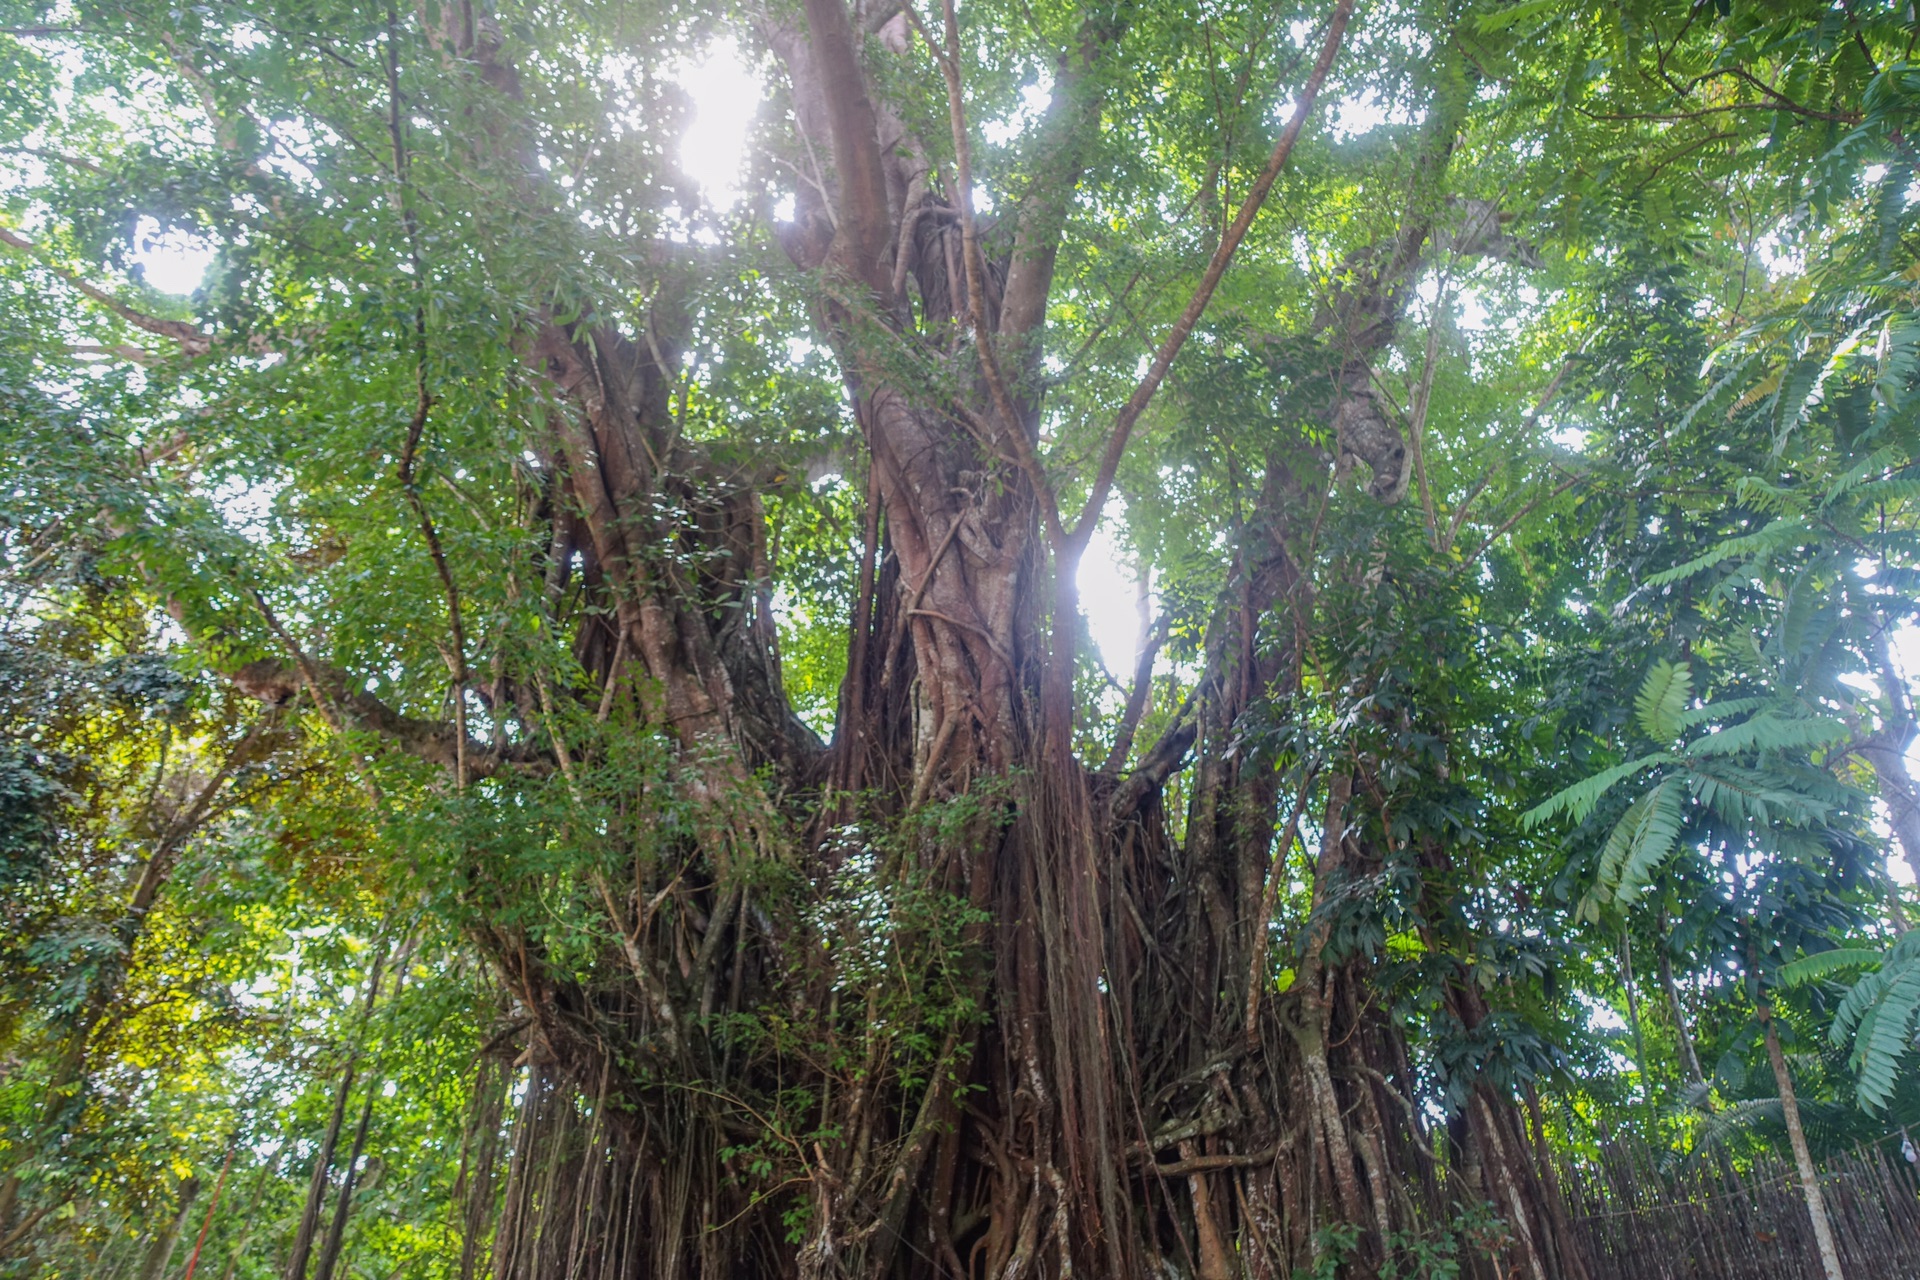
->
xmin=1068 ymin=0 xmax=1354 ymax=556
xmin=1101 ymin=613 xmax=1168 ymax=774
xmin=231 ymin=652 xmax=522 ymax=780
xmin=911 ymin=0 xmax=1065 ymax=548
xmin=0 ymin=227 xmax=212 ymax=355
xmin=800 ymin=0 xmax=895 ymax=288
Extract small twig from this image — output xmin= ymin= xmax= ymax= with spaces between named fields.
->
xmin=1457 ymin=472 xmax=1591 ymax=570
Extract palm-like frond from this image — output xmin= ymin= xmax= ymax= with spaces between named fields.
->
xmin=1682 ymin=713 xmax=1849 ymax=759
xmin=1523 ymin=752 xmax=1675 ymax=828
xmin=1687 ymin=759 xmax=1832 ymax=828
xmin=1645 ymin=518 xmax=1810 ymax=587
xmin=1823 ymin=933 xmax=1920 ymax=1111
xmin=1596 ymin=777 xmax=1686 ymax=904
xmin=1635 ymin=659 xmax=1692 ymax=742
xmin=1778 ymin=948 xmax=1885 ymax=986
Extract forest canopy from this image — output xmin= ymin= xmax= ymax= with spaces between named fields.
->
xmin=2 ymin=0 xmax=1920 ymax=1277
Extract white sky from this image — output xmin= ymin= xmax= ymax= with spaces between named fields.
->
xmin=131 ymin=215 xmax=215 ymax=294
xmin=672 ymin=40 xmax=758 ymax=207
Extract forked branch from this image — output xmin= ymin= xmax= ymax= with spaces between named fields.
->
xmin=904 ymin=0 xmax=1066 ymax=548
xmin=1069 ymin=0 xmax=1355 ymax=556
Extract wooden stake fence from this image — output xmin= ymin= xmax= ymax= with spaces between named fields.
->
xmin=1560 ymin=1139 xmax=1920 ymax=1279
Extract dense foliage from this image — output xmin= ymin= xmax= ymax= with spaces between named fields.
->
xmin=2 ymin=0 xmax=1919 ymax=1276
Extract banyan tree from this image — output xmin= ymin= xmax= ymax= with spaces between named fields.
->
xmin=9 ymin=0 xmax=1752 ymax=1274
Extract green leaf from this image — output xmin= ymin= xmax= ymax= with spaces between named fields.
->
xmin=1596 ymin=777 xmax=1685 ymax=903
xmin=1634 ymin=659 xmax=1691 ymax=742
xmin=1522 ymin=753 xmax=1675 ymax=828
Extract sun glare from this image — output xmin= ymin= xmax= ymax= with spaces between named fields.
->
xmin=131 ymin=215 xmax=215 ymax=295
xmin=675 ymin=41 xmax=762 ymax=208
xmin=1080 ymin=516 xmax=1144 ymax=675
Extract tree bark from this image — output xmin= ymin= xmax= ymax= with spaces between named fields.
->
xmin=136 ymin=1177 xmax=200 ymax=1280
xmin=1762 ymin=1005 xmax=1845 ymax=1280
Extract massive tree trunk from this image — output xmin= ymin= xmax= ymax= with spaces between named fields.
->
xmin=194 ymin=2 xmax=1587 ymax=1276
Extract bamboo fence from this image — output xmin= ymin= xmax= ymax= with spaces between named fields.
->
xmin=1559 ymin=1138 xmax=1920 ymax=1279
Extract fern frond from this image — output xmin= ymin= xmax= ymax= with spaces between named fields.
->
xmin=1695 ymin=1097 xmax=1781 ymax=1153
xmin=1635 ymin=660 xmax=1692 ymax=742
xmin=1681 ymin=349 xmax=1761 ymax=433
xmin=1770 ymin=353 xmax=1830 ymax=452
xmin=1687 ymin=759 xmax=1832 ymax=827
xmin=1873 ymin=318 xmax=1920 ymax=417
xmin=1832 ymin=966 xmax=1892 ymax=1043
xmin=1733 ymin=475 xmax=1808 ymax=517
xmin=1677 ymin=696 xmax=1773 ymax=729
xmin=1645 ymin=518 xmax=1810 ymax=587
xmin=1597 ymin=778 xmax=1685 ymax=903
xmin=1842 ymin=475 xmax=1920 ymax=510
xmin=1778 ymin=948 xmax=1884 ymax=987
xmin=1683 ymin=713 xmax=1849 ymax=759
xmin=1855 ymin=962 xmax=1920 ymax=1111
xmin=1777 ymin=562 xmax=1839 ymax=659
xmin=1522 ymin=753 xmax=1675 ymax=828
xmin=1821 ymin=444 xmax=1904 ymax=506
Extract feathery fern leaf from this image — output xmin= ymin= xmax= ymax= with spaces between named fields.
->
xmin=1635 ymin=659 xmax=1693 ymax=742
xmin=1597 ymin=777 xmax=1686 ymax=904
xmin=1522 ymin=753 xmax=1675 ymax=828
